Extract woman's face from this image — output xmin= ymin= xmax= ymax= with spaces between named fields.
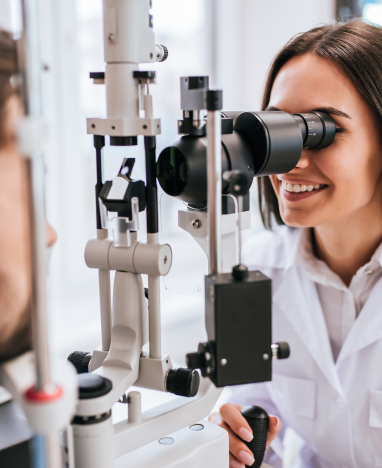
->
xmin=0 ymin=95 xmax=56 ymax=360
xmin=268 ymin=53 xmax=382 ymax=227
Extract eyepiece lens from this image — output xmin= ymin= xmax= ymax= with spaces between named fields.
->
xmin=179 ymin=161 xmax=188 ymax=182
xmin=162 ymin=160 xmax=175 ymax=180
xmin=157 ymin=146 xmax=188 ymax=196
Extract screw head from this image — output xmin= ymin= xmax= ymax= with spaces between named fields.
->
xmin=263 ymin=353 xmax=269 ymax=361
xmin=205 ymin=352 xmax=211 ymax=361
xmin=209 ymin=286 xmax=215 ymax=302
xmin=158 ymin=437 xmax=174 ymax=445
xmin=164 ymin=256 xmax=168 ymax=264
xmin=192 ymin=219 xmax=201 ymax=229
xmin=220 ymin=358 xmax=227 ymax=366
xmin=190 ymin=424 xmax=204 ymax=431
xmin=206 ymin=367 xmax=212 ymax=374
xmin=234 ymin=184 xmax=241 ymax=192
xmin=108 ymin=33 xmax=115 ymax=42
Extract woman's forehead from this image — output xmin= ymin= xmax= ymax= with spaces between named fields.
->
xmin=268 ymin=54 xmax=357 ymax=115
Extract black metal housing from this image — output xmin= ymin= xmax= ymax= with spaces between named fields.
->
xmin=157 ymin=130 xmax=254 ymax=207
xmin=203 ymin=270 xmax=272 ymax=387
xmin=157 ymin=109 xmax=335 ymax=205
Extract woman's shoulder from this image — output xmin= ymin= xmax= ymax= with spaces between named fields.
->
xmin=242 ymin=225 xmax=301 ymax=271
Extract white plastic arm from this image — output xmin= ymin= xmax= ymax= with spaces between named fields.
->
xmin=113 ymin=377 xmax=223 ymax=457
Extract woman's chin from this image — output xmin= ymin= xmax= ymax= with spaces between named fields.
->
xmin=279 ymin=211 xmax=318 ymax=228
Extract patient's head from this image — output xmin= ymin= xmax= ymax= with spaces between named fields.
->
xmin=259 ymin=21 xmax=382 ymax=230
xmin=0 ymin=30 xmax=55 ymax=362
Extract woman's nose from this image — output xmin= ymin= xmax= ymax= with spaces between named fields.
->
xmin=46 ymin=221 xmax=57 ymax=247
xmin=291 ymin=149 xmax=311 ymax=170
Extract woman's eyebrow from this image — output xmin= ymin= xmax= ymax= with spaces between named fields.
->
xmin=265 ymin=105 xmax=351 ymax=119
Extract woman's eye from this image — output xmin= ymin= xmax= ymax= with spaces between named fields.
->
xmin=335 ymin=127 xmax=345 ymax=134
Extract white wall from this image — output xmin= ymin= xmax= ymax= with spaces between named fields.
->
xmin=214 ymin=0 xmax=335 ymax=110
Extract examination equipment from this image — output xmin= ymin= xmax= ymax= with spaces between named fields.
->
xmin=0 ymin=1 xmax=336 ymax=467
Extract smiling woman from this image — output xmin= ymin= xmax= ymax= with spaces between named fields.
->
xmin=259 ymin=21 xmax=382 ymax=230
xmin=210 ymin=20 xmax=382 ymax=468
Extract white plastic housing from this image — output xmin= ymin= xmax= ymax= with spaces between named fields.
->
xmin=115 ymin=420 xmax=228 ymax=468
xmin=103 ymin=0 xmax=155 ymax=64
xmin=73 ymin=417 xmax=115 ymax=468
xmin=106 ymin=63 xmax=140 ymax=119
xmin=85 ymin=237 xmax=172 ymax=276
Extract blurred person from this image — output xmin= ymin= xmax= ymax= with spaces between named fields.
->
xmin=211 ymin=21 xmax=382 ymax=468
xmin=0 ymin=29 xmax=56 ymax=363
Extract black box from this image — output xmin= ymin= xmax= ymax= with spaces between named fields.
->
xmin=205 ymin=270 xmax=272 ymax=387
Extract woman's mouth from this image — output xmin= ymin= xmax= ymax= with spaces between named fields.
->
xmin=279 ymin=180 xmax=328 ymax=201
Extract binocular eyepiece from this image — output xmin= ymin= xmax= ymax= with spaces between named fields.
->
xmin=157 ymin=109 xmax=335 ymax=207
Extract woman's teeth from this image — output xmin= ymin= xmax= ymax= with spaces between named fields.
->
xmin=281 ymin=181 xmax=325 ymax=193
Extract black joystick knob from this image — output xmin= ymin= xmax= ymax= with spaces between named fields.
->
xmin=240 ymin=406 xmax=269 ymax=468
xmin=166 ymin=368 xmax=200 ymax=398
xmin=68 ymin=351 xmax=92 ymax=374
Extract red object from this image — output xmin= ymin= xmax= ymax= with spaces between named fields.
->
xmin=24 ymin=384 xmax=63 ymax=403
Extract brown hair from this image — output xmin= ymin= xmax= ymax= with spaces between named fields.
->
xmin=0 ymin=29 xmax=17 ymax=147
xmin=258 ymin=20 xmax=382 ymax=229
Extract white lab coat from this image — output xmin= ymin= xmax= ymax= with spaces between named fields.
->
xmin=229 ymin=225 xmax=382 ymax=468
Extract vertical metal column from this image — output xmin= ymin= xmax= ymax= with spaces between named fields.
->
xmin=144 ymin=135 xmax=161 ymax=359
xmin=206 ymin=90 xmax=223 ymax=275
xmin=94 ymin=135 xmax=112 ymax=352
xmin=21 ymin=0 xmax=52 ymax=392
xmin=20 ymin=1 xmax=62 ymax=467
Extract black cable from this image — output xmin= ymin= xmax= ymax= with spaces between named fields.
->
xmin=144 ymin=136 xmax=159 ymax=234
xmin=94 ymin=135 xmax=105 ymax=229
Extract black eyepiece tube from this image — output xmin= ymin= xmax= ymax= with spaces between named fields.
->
xmin=292 ymin=111 xmax=335 ymax=149
xmin=156 ymin=110 xmax=336 ymax=204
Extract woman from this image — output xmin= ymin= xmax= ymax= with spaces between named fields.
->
xmin=0 ymin=29 xmax=56 ymax=362
xmin=215 ymin=21 xmax=382 ymax=468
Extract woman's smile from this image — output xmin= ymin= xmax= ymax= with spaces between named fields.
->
xmin=276 ymin=174 xmax=329 ymax=202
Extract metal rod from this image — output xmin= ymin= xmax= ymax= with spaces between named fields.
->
xmin=21 ymin=0 xmax=51 ymax=391
xmin=26 ymin=158 xmax=50 ymax=390
xmin=93 ymin=136 xmax=112 ymax=352
xmin=238 ymin=195 xmax=243 ymax=265
xmin=206 ymin=92 xmax=223 ymax=275
xmin=21 ymin=2 xmax=63 ymax=467
xmin=147 ymin=233 xmax=162 ymax=358
xmin=98 ymin=231 xmax=112 ymax=352
xmin=144 ymin=135 xmax=161 ymax=358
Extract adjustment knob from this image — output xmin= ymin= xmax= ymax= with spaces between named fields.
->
xmin=240 ymin=406 xmax=269 ymax=468
xmin=68 ymin=351 xmax=92 ymax=374
xmin=223 ymin=170 xmax=252 ymax=196
xmin=155 ymin=44 xmax=168 ymax=62
xmin=186 ymin=341 xmax=216 ymax=378
xmin=271 ymin=342 xmax=290 ymax=360
xmin=166 ymin=368 xmax=200 ymax=397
